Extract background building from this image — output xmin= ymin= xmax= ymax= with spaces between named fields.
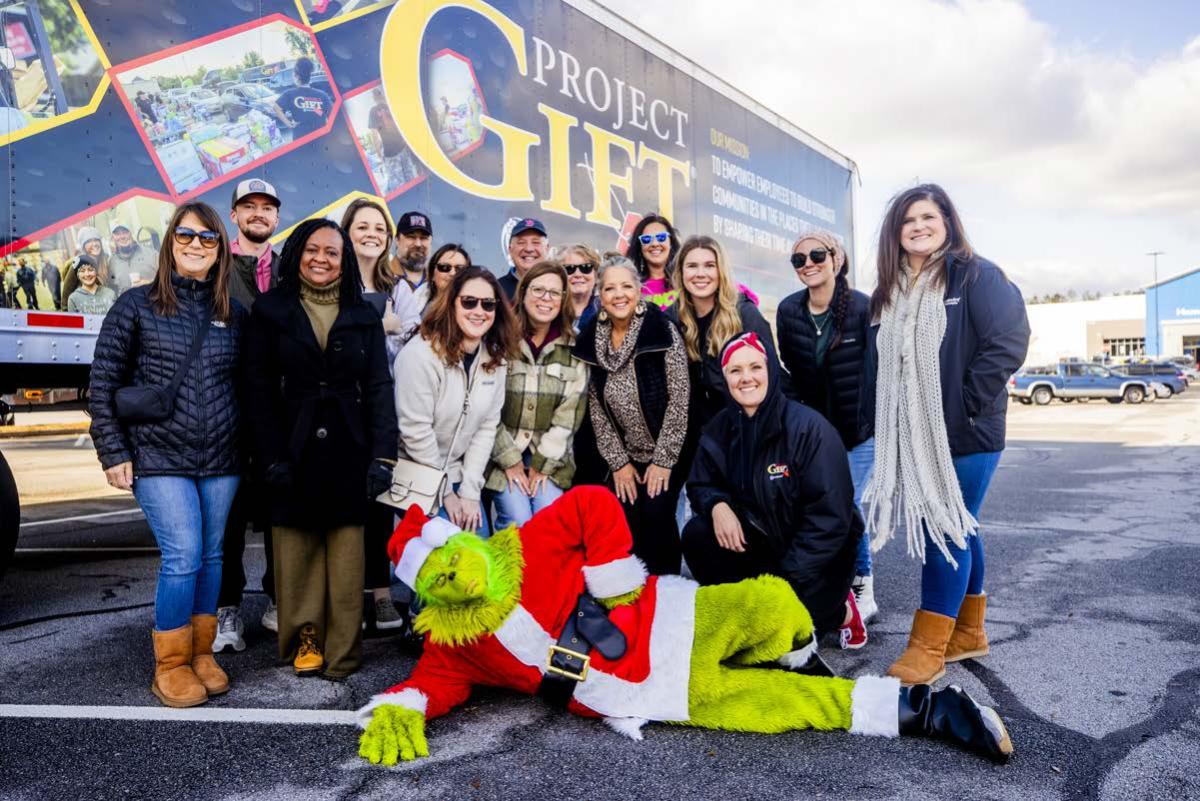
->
xmin=1024 ymin=295 xmax=1145 ymax=366
xmin=1145 ymin=267 xmax=1200 ymax=364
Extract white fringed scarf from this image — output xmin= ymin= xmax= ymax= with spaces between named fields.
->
xmin=862 ymin=256 xmax=977 ymax=565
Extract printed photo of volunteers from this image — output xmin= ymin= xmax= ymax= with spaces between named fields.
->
xmin=65 ymin=255 xmax=116 ymax=315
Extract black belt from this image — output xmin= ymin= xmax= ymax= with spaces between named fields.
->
xmin=536 ymin=592 xmax=627 ymax=710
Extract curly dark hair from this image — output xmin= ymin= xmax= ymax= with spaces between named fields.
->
xmin=276 ymin=218 xmax=364 ymax=309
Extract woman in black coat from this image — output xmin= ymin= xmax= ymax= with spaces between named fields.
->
xmin=684 ymin=332 xmax=865 ymax=642
xmin=246 ymin=218 xmax=397 ymax=680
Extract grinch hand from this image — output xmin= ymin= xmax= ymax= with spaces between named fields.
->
xmin=356 ymin=487 xmax=1012 ymax=765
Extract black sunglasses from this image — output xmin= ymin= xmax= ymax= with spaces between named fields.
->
xmin=790 ymin=248 xmax=830 ymax=269
xmin=174 ymin=227 xmax=220 ymax=249
xmin=434 ymin=262 xmax=466 ymax=274
xmin=563 ymin=262 xmax=595 ymax=275
xmin=458 ymin=295 xmax=498 ymax=312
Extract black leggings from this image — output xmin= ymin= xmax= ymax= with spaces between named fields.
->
xmin=218 ymin=481 xmax=274 ymax=606
xmin=610 ymin=461 xmax=683 ymax=576
xmin=364 ymin=501 xmax=396 ymax=590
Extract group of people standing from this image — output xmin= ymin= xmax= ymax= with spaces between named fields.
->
xmin=87 ymin=178 xmax=1029 ymax=709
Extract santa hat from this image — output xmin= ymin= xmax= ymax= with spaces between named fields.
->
xmin=388 ymin=506 xmax=464 ymax=590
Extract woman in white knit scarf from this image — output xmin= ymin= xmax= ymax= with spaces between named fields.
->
xmin=863 ymin=184 xmax=1030 ymax=686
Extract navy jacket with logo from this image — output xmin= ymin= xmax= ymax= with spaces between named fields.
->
xmin=861 ymin=253 xmax=1030 ymax=457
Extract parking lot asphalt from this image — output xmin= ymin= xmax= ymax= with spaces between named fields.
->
xmin=2 ymin=395 xmax=1199 ymax=801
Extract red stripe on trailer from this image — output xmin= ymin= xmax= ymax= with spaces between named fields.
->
xmin=26 ymin=313 xmax=86 ymax=329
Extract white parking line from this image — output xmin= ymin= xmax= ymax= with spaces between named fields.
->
xmin=21 ymin=509 xmax=144 ymax=528
xmin=0 ymin=704 xmax=357 ymax=726
xmin=14 ymin=545 xmax=263 ymax=554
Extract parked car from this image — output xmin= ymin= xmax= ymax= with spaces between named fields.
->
xmin=1165 ymin=356 xmax=1199 ymax=382
xmin=220 ymin=83 xmax=279 ymax=122
xmin=1009 ymin=362 xmax=1152 ymax=405
xmin=1108 ymin=362 xmax=1187 ymax=397
xmin=187 ymin=88 xmax=223 ymax=116
xmin=215 ymin=80 xmax=238 ymax=94
xmin=266 ymin=65 xmax=332 ymax=97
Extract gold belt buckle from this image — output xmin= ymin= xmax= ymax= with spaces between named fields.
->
xmin=546 ymin=645 xmax=590 ymax=681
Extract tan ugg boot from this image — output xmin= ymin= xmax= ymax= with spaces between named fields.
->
xmin=886 ymin=609 xmax=956 ymax=686
xmin=151 ymin=625 xmax=208 ymax=708
xmin=944 ymin=593 xmax=989 ymax=663
xmin=191 ymin=614 xmax=230 ymax=695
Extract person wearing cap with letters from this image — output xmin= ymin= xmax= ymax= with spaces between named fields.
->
xmin=499 ymin=218 xmax=548 ymax=301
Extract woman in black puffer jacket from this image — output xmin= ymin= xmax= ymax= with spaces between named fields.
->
xmin=775 ymin=229 xmax=877 ymax=624
xmin=89 ymin=201 xmax=245 ymax=709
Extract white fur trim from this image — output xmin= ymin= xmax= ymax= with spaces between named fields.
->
xmin=492 ymin=576 xmax=699 ymax=723
xmin=583 ymin=556 xmax=648 ymax=599
xmin=778 ymin=636 xmax=819 ymax=669
xmin=422 ymin=516 xmax=460 ymax=547
xmin=849 ymin=675 xmax=900 ymax=737
xmin=395 ymin=539 xmax=435 ymax=589
xmin=604 ymin=716 xmax=648 ymax=741
xmin=354 ymin=688 xmax=428 ymax=730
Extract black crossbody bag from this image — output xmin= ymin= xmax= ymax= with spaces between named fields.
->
xmin=115 ymin=309 xmax=213 ymax=423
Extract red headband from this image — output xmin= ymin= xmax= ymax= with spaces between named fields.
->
xmin=720 ymin=332 xmax=767 ymax=369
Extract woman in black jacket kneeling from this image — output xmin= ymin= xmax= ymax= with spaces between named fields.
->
xmin=246 ymin=219 xmax=397 ymax=680
xmin=684 ymin=332 xmax=865 ymax=642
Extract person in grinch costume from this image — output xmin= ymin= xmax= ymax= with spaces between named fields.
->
xmin=356 ymin=486 xmax=1013 ymax=765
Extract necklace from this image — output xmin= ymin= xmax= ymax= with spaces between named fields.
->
xmin=808 ymin=306 xmax=830 ymax=336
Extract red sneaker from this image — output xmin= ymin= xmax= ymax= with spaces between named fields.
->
xmin=840 ymin=590 xmax=868 ymax=650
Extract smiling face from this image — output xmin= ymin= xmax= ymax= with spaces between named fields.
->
xmin=112 ymin=228 xmax=133 ymax=249
xmin=562 ymin=250 xmax=596 ymax=298
xmin=78 ymin=264 xmax=97 ymax=288
xmin=639 ymin=222 xmax=671 ymax=269
xmin=83 ymin=239 xmax=102 ymax=258
xmin=599 ymin=265 xmax=639 ymax=322
xmin=397 ymin=230 xmax=431 ymax=270
xmin=456 ymin=276 xmax=497 ymax=343
xmin=348 ymin=206 xmax=390 ymax=265
xmin=171 ymin=212 xmax=219 ymax=280
xmin=508 ymin=232 xmax=547 ymax=276
xmin=793 ymin=237 xmax=837 ymax=290
xmin=231 ymin=195 xmax=279 ymax=245
xmin=432 ymin=249 xmax=469 ymax=294
xmin=523 ymin=272 xmax=564 ymax=328
xmin=416 ymin=537 xmax=490 ymax=606
xmin=299 ymin=226 xmax=343 ymax=286
xmin=723 ymin=346 xmax=769 ymax=413
xmin=681 ymin=246 xmax=720 ymax=301
xmin=899 ymin=199 xmax=948 ymax=261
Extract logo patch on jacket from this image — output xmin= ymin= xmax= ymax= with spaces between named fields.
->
xmin=767 ymin=462 xmax=790 ymax=480
xmin=944 ymin=297 xmax=961 ymax=306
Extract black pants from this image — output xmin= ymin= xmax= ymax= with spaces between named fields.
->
xmin=218 ymin=481 xmax=275 ymax=606
xmin=364 ymin=501 xmax=396 ymax=590
xmin=571 ymin=416 xmax=608 ymax=487
xmin=681 ymin=512 xmax=855 ymax=636
xmin=611 ymin=461 xmax=683 ymax=576
xmin=20 ymin=286 xmax=38 ymax=309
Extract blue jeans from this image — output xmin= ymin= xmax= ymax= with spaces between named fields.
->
xmin=920 ymin=451 xmax=1002 ymax=618
xmin=847 ymin=438 xmax=875 ymax=576
xmin=438 ymin=482 xmax=490 ymax=537
xmin=490 ymin=464 xmax=564 ymax=531
xmin=134 ymin=475 xmax=240 ymax=631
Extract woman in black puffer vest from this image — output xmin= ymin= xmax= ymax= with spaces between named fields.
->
xmin=89 ymin=201 xmax=245 ymax=709
xmin=776 ymin=229 xmax=877 ymax=624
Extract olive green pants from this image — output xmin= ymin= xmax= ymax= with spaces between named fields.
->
xmin=273 ymin=524 xmax=364 ymax=678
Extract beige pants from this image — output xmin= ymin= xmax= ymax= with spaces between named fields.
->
xmin=273 ymin=524 xmax=365 ymax=678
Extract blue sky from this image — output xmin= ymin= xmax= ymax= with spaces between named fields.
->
xmin=1027 ymin=0 xmax=1200 ymax=62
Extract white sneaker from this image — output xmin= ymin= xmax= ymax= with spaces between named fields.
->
xmin=852 ymin=575 xmax=878 ymax=623
xmin=261 ymin=601 xmax=278 ymax=632
xmin=213 ymin=606 xmax=246 ymax=653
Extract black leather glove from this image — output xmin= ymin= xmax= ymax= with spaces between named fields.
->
xmin=265 ymin=462 xmax=293 ymax=489
xmin=367 ymin=459 xmax=393 ymax=500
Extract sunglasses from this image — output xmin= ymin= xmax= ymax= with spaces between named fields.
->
xmin=434 ymin=262 xmax=466 ymax=274
xmin=174 ymin=227 xmax=220 ymax=249
xmin=638 ymin=232 xmax=670 ymax=245
xmin=458 ymin=295 xmax=498 ymax=312
xmin=790 ymin=248 xmax=830 ymax=269
xmin=563 ymin=262 xmax=595 ymax=275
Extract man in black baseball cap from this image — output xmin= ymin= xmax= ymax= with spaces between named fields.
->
xmin=500 ymin=217 xmax=548 ymax=300
xmin=393 ymin=211 xmax=433 ymax=292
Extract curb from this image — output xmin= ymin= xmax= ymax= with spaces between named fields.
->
xmin=0 ymin=423 xmax=90 ymax=440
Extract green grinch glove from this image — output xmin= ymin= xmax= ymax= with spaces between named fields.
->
xmin=358 ymin=705 xmax=429 ymax=766
xmin=597 ymin=586 xmax=642 ymax=610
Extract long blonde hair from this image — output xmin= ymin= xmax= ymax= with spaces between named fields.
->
xmin=674 ymin=235 xmax=740 ymax=360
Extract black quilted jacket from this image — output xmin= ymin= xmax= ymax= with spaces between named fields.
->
xmin=89 ymin=275 xmax=245 ymax=476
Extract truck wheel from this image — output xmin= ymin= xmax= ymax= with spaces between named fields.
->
xmin=1123 ymin=385 xmax=1145 ymax=405
xmin=0 ymin=450 xmax=17 ymax=580
xmin=1019 ymin=398 xmax=1032 ymax=405
xmin=1106 ymin=397 xmax=1122 ymax=404
xmin=1160 ymin=386 xmax=1174 ymax=399
xmin=1061 ymin=397 xmax=1074 ymax=403
xmin=1032 ymin=387 xmax=1053 ymax=406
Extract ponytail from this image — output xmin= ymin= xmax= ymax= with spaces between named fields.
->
xmin=829 ymin=273 xmax=850 ymax=350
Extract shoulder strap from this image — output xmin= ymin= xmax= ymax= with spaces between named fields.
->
xmin=438 ymin=360 xmax=475 ymax=472
xmin=166 ymin=305 xmax=214 ymax=397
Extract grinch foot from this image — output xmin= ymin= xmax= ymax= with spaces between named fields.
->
xmin=899 ymin=684 xmax=1013 ymax=763
xmin=776 ymin=635 xmax=836 ymax=678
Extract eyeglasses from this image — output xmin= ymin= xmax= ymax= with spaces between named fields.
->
xmin=434 ymin=262 xmax=466 ymax=274
xmin=790 ymin=248 xmax=830 ymax=269
xmin=458 ymin=295 xmax=498 ymax=312
xmin=563 ymin=262 xmax=595 ymax=276
xmin=174 ymin=227 xmax=220 ymax=249
xmin=527 ymin=286 xmax=564 ymax=301
xmin=639 ymin=232 xmax=670 ymax=245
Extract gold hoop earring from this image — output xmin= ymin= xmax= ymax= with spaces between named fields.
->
xmin=598 ymin=309 xmax=609 ymax=322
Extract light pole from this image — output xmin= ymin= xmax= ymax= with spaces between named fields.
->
xmin=1147 ymin=251 xmax=1164 ymax=356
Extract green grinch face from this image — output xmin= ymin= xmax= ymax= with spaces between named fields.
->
xmin=416 ymin=534 xmax=491 ymax=606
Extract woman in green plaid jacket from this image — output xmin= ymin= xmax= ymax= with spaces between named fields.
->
xmin=484 ymin=261 xmax=590 ymax=529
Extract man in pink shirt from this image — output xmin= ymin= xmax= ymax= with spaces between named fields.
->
xmin=228 ymin=178 xmax=281 ymax=309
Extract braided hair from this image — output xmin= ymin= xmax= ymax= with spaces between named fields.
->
xmin=829 ymin=264 xmax=851 ymax=350
xmin=276 ymin=218 xmax=364 ymax=309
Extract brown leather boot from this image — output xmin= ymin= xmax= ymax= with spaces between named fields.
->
xmin=886 ymin=609 xmax=956 ymax=686
xmin=151 ymin=625 xmax=207 ymax=708
xmin=945 ymin=593 xmax=989 ymax=663
xmin=191 ymin=614 xmax=230 ymax=695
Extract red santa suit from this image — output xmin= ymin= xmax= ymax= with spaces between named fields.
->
xmin=355 ymin=486 xmax=698 ymax=733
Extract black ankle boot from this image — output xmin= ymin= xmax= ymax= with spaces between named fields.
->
xmin=898 ymin=684 xmax=1013 ymax=763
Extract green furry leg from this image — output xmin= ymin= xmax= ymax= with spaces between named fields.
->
xmin=683 ymin=576 xmax=854 ymax=733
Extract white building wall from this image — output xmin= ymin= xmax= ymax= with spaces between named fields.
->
xmin=1024 ymin=295 xmax=1144 ymax=365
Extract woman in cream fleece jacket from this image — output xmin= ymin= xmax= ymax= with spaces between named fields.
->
xmin=394 ymin=267 xmax=519 ymax=533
